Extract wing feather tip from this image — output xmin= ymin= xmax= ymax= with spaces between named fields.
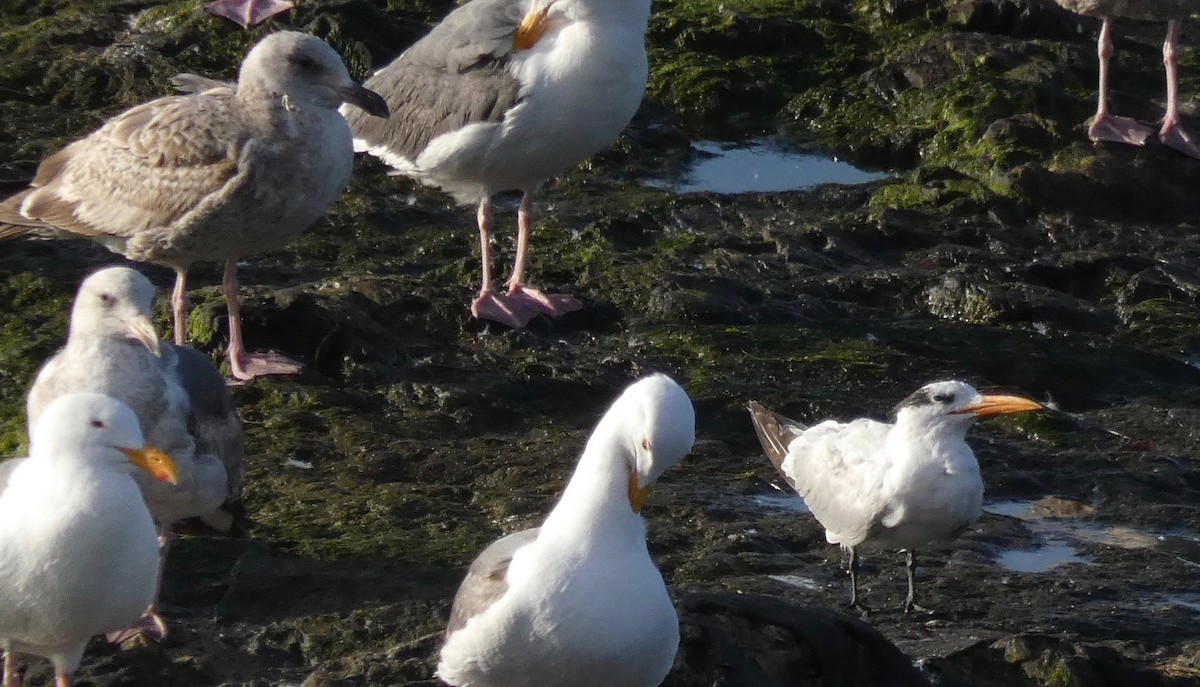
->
xmin=748 ymin=400 xmax=802 ymax=489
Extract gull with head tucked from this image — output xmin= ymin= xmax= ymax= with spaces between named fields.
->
xmin=437 ymin=374 xmax=695 ymax=687
xmin=749 ymin=380 xmax=1042 ymax=613
xmin=0 ymin=393 xmax=178 ymax=687
xmin=0 ymin=31 xmax=389 ymax=380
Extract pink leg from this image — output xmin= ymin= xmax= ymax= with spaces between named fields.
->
xmin=171 ymin=268 xmax=189 ymax=347
xmin=54 ymin=672 xmax=69 ymax=687
xmin=1159 ymin=20 xmax=1200 ymax=158
xmin=471 ymin=198 xmax=544 ymax=328
xmin=3 ymin=648 xmax=20 ymax=687
xmin=1088 ymin=17 xmax=1154 ymax=146
xmin=501 ymin=192 xmax=582 ymax=320
xmin=106 ymin=529 xmax=170 ymax=645
xmin=222 ymin=257 xmax=303 ymax=381
xmin=205 ymin=0 xmax=294 ymax=29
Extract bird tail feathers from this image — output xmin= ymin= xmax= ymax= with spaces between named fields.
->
xmin=748 ymin=401 xmax=807 ymax=489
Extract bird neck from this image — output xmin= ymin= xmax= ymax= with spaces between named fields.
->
xmin=541 ymin=429 xmax=640 ymax=541
xmin=888 ymin=417 xmax=973 ymax=471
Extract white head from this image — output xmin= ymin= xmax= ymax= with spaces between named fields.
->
xmin=238 ymin=31 xmax=388 ymax=117
xmin=30 ymin=393 xmax=178 ymax=483
xmin=599 ymin=374 xmax=695 ymax=511
xmin=893 ymin=380 xmax=1041 ymax=435
xmin=70 ymin=266 xmax=160 ymax=356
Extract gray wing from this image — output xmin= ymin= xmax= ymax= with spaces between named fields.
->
xmin=169 ymin=343 xmax=244 ymax=505
xmin=345 ymin=0 xmax=526 ymax=163
xmin=748 ymin=401 xmax=808 ymax=489
xmin=446 ymin=527 xmax=540 ymax=635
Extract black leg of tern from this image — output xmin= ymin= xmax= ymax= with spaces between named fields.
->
xmin=904 ymin=549 xmax=917 ymax=613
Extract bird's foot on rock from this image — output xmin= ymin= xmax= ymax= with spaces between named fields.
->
xmin=506 ymin=285 xmax=582 ymax=318
xmin=229 ymin=350 xmax=304 ymax=381
xmin=205 ymin=0 xmax=294 ymax=29
xmin=471 ymin=291 xmax=543 ymax=329
xmin=106 ymin=612 xmax=168 ymax=647
xmin=1088 ymin=114 xmax=1153 ymax=146
xmin=1160 ymin=122 xmax=1200 ymax=160
xmin=903 ymin=601 xmax=933 ymax=616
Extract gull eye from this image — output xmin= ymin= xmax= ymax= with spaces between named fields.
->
xmin=293 ymin=55 xmax=319 ymax=71
xmin=90 ymin=419 xmax=104 ymax=428
xmin=99 ymin=293 xmax=113 ymax=305
xmin=932 ymin=393 xmax=954 ymax=404
xmin=641 ymin=438 xmax=650 ymax=451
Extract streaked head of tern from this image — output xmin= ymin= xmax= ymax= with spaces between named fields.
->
xmin=895 ymin=380 xmax=1042 ymax=432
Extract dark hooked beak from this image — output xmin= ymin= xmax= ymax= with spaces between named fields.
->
xmin=338 ymin=83 xmax=389 ymax=118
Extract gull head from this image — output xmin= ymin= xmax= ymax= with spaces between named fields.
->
xmin=608 ymin=374 xmax=695 ymax=512
xmin=31 ymin=393 xmax=178 ymax=484
xmin=894 ymin=380 xmax=1042 ymax=433
xmin=71 ymin=266 xmax=160 ymax=356
xmin=240 ymin=31 xmax=388 ymax=117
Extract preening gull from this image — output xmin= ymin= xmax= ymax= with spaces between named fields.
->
xmin=24 ymin=266 xmax=244 ymax=642
xmin=206 ymin=0 xmax=295 ymax=29
xmin=749 ymin=381 xmax=1042 ymax=613
xmin=437 ymin=374 xmax=694 ymax=687
xmin=0 ymin=31 xmax=389 ymax=380
xmin=0 ymin=393 xmax=178 ymax=687
xmin=342 ymin=0 xmax=650 ymax=329
xmin=1053 ymin=0 xmax=1200 ymax=158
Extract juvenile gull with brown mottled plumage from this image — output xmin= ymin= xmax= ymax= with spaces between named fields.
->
xmin=0 ymin=31 xmax=389 ymax=380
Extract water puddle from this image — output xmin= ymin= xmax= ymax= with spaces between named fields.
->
xmin=645 ymin=139 xmax=889 ymax=195
xmin=768 ymin=573 xmax=824 ymax=591
xmin=1163 ymin=594 xmax=1200 ymax=613
xmin=994 ymin=541 xmax=1089 ymax=573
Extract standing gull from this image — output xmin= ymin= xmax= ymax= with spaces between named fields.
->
xmin=0 ymin=31 xmax=389 ymax=380
xmin=342 ymin=0 xmax=650 ymax=329
xmin=24 ymin=266 xmax=244 ymax=642
xmin=749 ymin=380 xmax=1042 ymax=613
xmin=437 ymin=374 xmax=694 ymax=687
xmin=0 ymin=393 xmax=178 ymax=687
xmin=1054 ymin=0 xmax=1200 ymax=158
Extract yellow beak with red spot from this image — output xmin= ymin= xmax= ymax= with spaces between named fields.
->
xmin=119 ymin=446 xmax=178 ymax=484
xmin=951 ymin=394 xmax=1042 ymax=418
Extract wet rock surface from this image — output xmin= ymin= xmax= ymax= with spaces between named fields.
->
xmin=2 ymin=0 xmax=1200 ymax=685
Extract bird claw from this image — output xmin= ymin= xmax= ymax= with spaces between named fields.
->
xmin=106 ymin=612 xmax=168 ymax=647
xmin=1087 ymin=114 xmax=1153 ymax=146
xmin=205 ymin=0 xmax=295 ymax=29
xmin=229 ymin=350 xmax=304 ymax=381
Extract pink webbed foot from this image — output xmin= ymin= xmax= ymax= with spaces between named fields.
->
xmin=229 ymin=350 xmax=304 ymax=381
xmin=508 ymin=285 xmax=582 ymax=318
xmin=106 ymin=611 xmax=168 ymax=647
xmin=1088 ymin=113 xmax=1153 ymax=146
xmin=471 ymin=290 xmax=544 ymax=329
xmin=1161 ymin=121 xmax=1200 ymax=160
xmin=205 ymin=0 xmax=294 ymax=29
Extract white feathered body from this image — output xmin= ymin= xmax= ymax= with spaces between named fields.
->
xmin=0 ymin=453 xmax=158 ymax=666
xmin=782 ymin=417 xmax=983 ymax=551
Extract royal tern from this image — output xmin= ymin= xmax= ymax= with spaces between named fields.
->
xmin=749 ymin=380 xmax=1042 ymax=612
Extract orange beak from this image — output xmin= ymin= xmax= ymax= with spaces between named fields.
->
xmin=119 ymin=446 xmax=179 ymax=484
xmin=951 ymin=394 xmax=1042 ymax=418
xmin=628 ymin=472 xmax=650 ymax=513
xmin=514 ymin=2 xmax=553 ymax=50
